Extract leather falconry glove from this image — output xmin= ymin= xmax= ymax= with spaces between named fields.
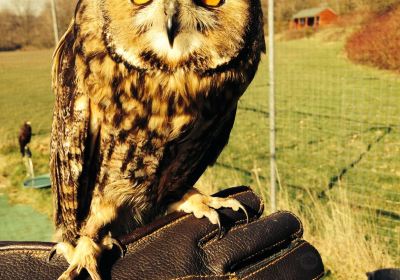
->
xmin=0 ymin=186 xmax=324 ymax=279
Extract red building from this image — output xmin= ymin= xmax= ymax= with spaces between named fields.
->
xmin=290 ymin=7 xmax=338 ymax=30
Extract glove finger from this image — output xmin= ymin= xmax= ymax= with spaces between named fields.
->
xmin=201 ymin=211 xmax=303 ymax=273
xmin=236 ymin=241 xmax=325 ymax=280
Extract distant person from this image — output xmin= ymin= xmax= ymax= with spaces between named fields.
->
xmin=18 ymin=121 xmax=34 ymax=178
xmin=18 ymin=121 xmax=32 ymax=158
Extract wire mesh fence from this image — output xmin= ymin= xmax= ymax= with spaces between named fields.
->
xmin=201 ymin=24 xmax=399 ymax=262
xmin=274 ymin=37 xmax=400 ymax=250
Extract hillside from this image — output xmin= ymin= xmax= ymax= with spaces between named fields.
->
xmin=346 ymin=4 xmax=400 ymax=72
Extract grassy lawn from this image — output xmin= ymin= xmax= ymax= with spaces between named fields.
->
xmin=0 ymin=37 xmax=399 ymax=278
xmin=0 ymin=195 xmax=53 ymax=241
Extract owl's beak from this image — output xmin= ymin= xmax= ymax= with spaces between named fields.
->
xmin=166 ymin=1 xmax=179 ymax=47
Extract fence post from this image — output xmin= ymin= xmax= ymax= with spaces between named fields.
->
xmin=268 ymin=0 xmax=277 ymax=212
xmin=50 ymin=0 xmax=59 ymax=46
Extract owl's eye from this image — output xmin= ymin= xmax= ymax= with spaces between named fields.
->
xmin=131 ymin=0 xmax=152 ymax=5
xmin=198 ymin=0 xmax=224 ymax=7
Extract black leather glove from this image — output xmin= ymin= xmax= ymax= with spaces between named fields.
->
xmin=0 ymin=186 xmax=324 ymax=279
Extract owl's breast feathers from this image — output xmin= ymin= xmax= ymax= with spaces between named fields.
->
xmin=76 ymin=43 xmax=246 ymax=206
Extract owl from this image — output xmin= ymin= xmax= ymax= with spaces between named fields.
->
xmin=49 ymin=0 xmax=265 ymax=279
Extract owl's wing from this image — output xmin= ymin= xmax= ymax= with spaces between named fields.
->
xmin=50 ymin=21 xmax=92 ymax=242
xmin=202 ymin=107 xmax=237 ymax=168
xmin=158 ymin=106 xmax=238 ymax=202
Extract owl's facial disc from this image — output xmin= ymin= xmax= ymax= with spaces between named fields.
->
xmin=101 ymin=0 xmax=249 ymax=71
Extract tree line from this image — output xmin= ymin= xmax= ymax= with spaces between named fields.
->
xmin=0 ymin=0 xmax=398 ymax=51
xmin=0 ymin=0 xmax=76 ymax=51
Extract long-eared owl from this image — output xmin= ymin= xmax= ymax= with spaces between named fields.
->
xmin=49 ymin=0 xmax=265 ymax=278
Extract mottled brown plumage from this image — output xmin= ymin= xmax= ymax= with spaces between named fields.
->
xmin=50 ymin=0 xmax=264 ymax=278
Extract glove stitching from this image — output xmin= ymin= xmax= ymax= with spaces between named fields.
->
xmin=172 ymin=274 xmax=234 ymax=279
xmin=241 ymin=242 xmax=309 ymax=280
xmin=198 ymin=229 xmax=219 ymax=246
xmin=311 ymin=271 xmax=325 ymax=280
xmin=0 ymin=249 xmax=46 ymax=256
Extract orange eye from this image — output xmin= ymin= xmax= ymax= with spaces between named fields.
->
xmin=200 ymin=0 xmax=224 ymax=7
xmin=132 ymin=0 xmax=152 ymax=5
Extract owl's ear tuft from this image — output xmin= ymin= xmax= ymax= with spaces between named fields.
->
xmin=52 ymin=20 xmax=76 ymax=89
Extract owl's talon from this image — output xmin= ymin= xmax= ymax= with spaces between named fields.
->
xmin=101 ymin=233 xmax=126 ymax=258
xmin=47 ymin=246 xmax=57 ymax=262
xmin=217 ymin=223 xmax=227 ymax=240
xmin=113 ymin=240 xmax=126 ymax=258
xmin=48 ymin=242 xmax=75 ymax=264
xmin=240 ymin=204 xmax=249 ymax=224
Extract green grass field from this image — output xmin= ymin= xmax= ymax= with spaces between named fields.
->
xmin=0 ymin=37 xmax=399 ymax=278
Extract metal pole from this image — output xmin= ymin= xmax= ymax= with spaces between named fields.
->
xmin=268 ymin=0 xmax=277 ymax=212
xmin=50 ymin=0 xmax=59 ymax=46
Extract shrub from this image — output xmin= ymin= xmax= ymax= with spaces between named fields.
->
xmin=345 ymin=4 xmax=400 ymax=72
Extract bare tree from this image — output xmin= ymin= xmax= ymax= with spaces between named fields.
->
xmin=11 ymin=0 xmax=36 ymax=46
xmin=56 ymin=0 xmax=78 ymax=36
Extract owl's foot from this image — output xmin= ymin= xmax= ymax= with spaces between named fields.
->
xmin=49 ymin=234 xmax=124 ymax=280
xmin=169 ymin=189 xmax=248 ymax=234
xmin=50 ymin=236 xmax=101 ymax=280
